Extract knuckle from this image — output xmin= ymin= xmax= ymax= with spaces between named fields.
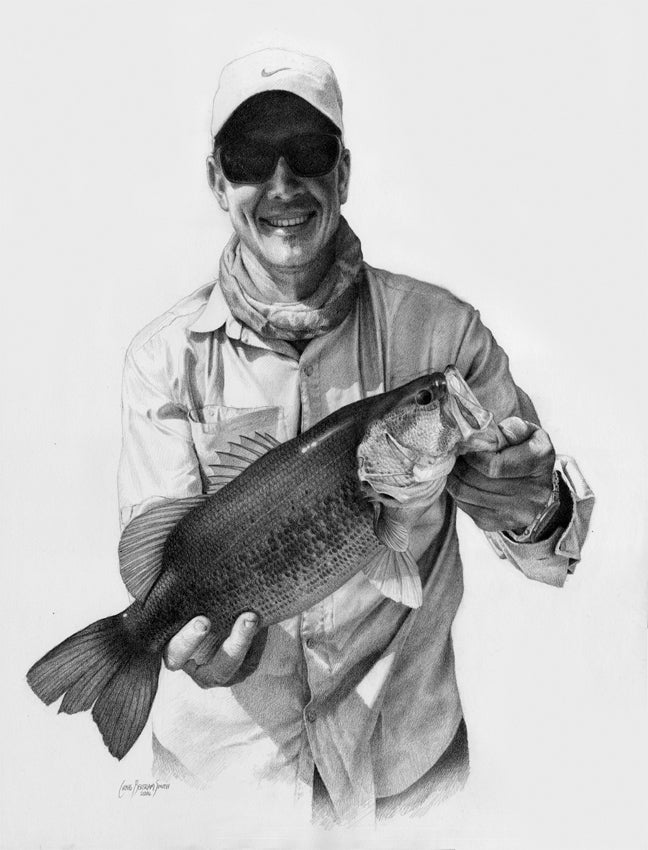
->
xmin=194 ymin=673 xmax=217 ymax=689
xmin=521 ymin=508 xmax=539 ymax=528
xmin=164 ymin=639 xmax=187 ymax=671
xmin=445 ymin=475 xmax=460 ymax=497
xmin=532 ymin=429 xmax=554 ymax=457
xmin=497 ymin=516 xmax=521 ymax=531
xmin=482 ymin=516 xmax=507 ymax=532
xmin=486 ymin=455 xmax=501 ymax=478
xmin=225 ymin=640 xmax=247 ymax=659
xmin=187 ymin=662 xmax=226 ymax=689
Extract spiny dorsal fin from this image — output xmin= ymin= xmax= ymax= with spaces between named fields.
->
xmin=258 ymin=431 xmax=280 ymax=448
xmin=118 ymin=495 xmax=208 ymax=600
xmin=239 ymin=434 xmax=271 ymax=454
xmin=205 ymin=431 xmax=281 ymax=491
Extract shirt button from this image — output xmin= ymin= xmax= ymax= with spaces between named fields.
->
xmin=305 ymin=709 xmax=317 ymax=723
xmin=305 ymin=637 xmax=314 ymax=649
xmin=303 ymin=365 xmax=313 ymax=377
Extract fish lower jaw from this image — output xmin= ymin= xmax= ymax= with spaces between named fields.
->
xmin=412 ymin=456 xmax=457 ymax=481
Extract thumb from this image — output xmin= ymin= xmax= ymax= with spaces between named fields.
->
xmin=498 ymin=416 xmax=538 ymax=447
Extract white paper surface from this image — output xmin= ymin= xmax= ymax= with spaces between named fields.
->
xmin=1 ymin=1 xmax=646 ymax=848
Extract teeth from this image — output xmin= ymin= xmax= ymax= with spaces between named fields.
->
xmin=265 ymin=214 xmax=310 ymax=227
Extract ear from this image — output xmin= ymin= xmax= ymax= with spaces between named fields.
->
xmin=206 ymin=153 xmax=230 ymax=212
xmin=338 ymin=148 xmax=351 ymax=205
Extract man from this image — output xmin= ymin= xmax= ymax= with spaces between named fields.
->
xmin=118 ymin=48 xmax=594 ymax=822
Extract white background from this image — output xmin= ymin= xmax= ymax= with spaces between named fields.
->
xmin=1 ymin=1 xmax=646 ymax=848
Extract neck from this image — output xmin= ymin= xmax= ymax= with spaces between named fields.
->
xmin=239 ymin=241 xmax=336 ymax=303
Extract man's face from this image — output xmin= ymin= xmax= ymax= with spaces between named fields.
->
xmin=208 ymin=94 xmax=350 ymax=278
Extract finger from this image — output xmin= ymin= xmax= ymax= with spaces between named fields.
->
xmin=447 ymin=471 xmax=553 ymax=529
xmin=447 ymin=477 xmax=546 ymax=528
xmin=450 ymin=458 xmax=520 ymax=497
xmin=184 ymin=612 xmax=258 ymax=688
xmin=219 ymin=612 xmax=258 ymax=661
xmin=226 ymin=626 xmax=269 ymax=685
xmin=498 ymin=416 xmax=537 ymax=446
xmin=164 ymin=616 xmax=211 ymax=671
xmin=447 ymin=493 xmax=540 ymax=532
xmin=462 ymin=429 xmax=554 ymax=479
xmin=450 ymin=458 xmax=553 ymax=498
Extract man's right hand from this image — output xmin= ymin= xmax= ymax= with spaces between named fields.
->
xmin=164 ymin=612 xmax=259 ymax=688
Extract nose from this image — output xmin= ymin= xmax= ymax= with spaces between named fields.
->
xmin=266 ymin=156 xmax=303 ymax=199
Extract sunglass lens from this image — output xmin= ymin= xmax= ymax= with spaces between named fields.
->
xmin=288 ymin=134 xmax=340 ymax=177
xmin=220 ymin=141 xmax=276 ymax=183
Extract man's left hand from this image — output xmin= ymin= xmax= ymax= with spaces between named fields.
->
xmin=446 ymin=416 xmax=556 ymax=533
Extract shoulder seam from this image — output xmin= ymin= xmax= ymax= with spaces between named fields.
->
xmin=363 ymin=262 xmax=474 ymax=309
xmin=127 ymin=281 xmax=218 ymax=356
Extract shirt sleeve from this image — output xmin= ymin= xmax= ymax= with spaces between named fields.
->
xmin=484 ymin=456 xmax=595 ymax=587
xmin=117 ymin=341 xmax=203 ymax=529
xmin=453 ymin=307 xmax=595 ymax=587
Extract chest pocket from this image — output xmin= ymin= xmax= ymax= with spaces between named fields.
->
xmin=188 ymin=404 xmax=283 ymax=487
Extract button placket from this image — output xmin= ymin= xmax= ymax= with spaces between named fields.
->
xmin=299 ymin=354 xmax=321 ymax=430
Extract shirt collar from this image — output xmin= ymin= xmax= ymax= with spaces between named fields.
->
xmin=188 ymin=281 xmax=231 ymax=333
xmin=188 ymin=281 xmax=299 ymax=359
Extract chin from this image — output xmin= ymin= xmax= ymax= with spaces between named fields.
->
xmin=263 ymin=244 xmax=317 ymax=270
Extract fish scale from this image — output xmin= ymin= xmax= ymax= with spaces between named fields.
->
xmin=26 ymin=371 xmax=453 ymax=760
xmin=142 ymin=420 xmax=380 ymax=651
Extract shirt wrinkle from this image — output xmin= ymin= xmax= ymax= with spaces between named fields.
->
xmin=118 ymin=263 xmax=593 ymax=819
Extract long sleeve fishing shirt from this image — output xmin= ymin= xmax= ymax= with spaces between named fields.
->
xmin=118 ymin=264 xmax=594 ymax=822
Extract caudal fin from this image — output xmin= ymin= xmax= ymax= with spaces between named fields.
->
xmin=26 ymin=601 xmax=161 ymax=759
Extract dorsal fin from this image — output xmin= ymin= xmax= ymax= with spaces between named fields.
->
xmin=258 ymin=431 xmax=281 ymax=448
xmin=205 ymin=431 xmax=281 ymax=490
xmin=239 ymin=434 xmax=272 ymax=453
xmin=118 ymin=495 xmax=208 ymax=600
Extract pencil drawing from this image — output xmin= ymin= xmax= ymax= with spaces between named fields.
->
xmin=26 ymin=47 xmax=595 ymax=826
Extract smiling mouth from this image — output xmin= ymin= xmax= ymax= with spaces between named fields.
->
xmin=260 ymin=212 xmax=315 ymax=229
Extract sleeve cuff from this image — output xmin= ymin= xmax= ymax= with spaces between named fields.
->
xmin=485 ymin=455 xmax=595 ymax=588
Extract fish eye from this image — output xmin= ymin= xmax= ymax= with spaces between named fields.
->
xmin=415 ymin=389 xmax=433 ymax=406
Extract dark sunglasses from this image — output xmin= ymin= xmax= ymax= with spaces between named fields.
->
xmin=218 ymin=132 xmax=342 ymax=184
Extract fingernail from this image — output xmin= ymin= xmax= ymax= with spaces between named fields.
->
xmin=244 ymin=615 xmax=257 ymax=628
xmin=194 ymin=619 xmax=209 ymax=633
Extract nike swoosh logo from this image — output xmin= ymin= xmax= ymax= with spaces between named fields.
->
xmin=261 ymin=67 xmax=291 ymax=77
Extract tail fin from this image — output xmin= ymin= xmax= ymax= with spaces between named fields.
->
xmin=26 ymin=601 xmax=161 ymax=760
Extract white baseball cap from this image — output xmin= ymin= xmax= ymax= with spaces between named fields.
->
xmin=210 ymin=48 xmax=344 ymax=140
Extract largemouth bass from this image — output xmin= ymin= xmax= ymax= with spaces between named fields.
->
xmin=27 ymin=366 xmax=503 ymax=760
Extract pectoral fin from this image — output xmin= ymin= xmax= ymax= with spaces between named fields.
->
xmin=363 ymin=503 xmax=422 ymax=607
xmin=372 ymin=502 xmax=410 ymax=551
xmin=118 ymin=495 xmax=208 ymax=600
xmin=362 ymin=548 xmax=423 ymax=609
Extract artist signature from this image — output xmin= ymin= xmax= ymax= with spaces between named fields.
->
xmin=118 ymin=779 xmax=170 ymax=799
